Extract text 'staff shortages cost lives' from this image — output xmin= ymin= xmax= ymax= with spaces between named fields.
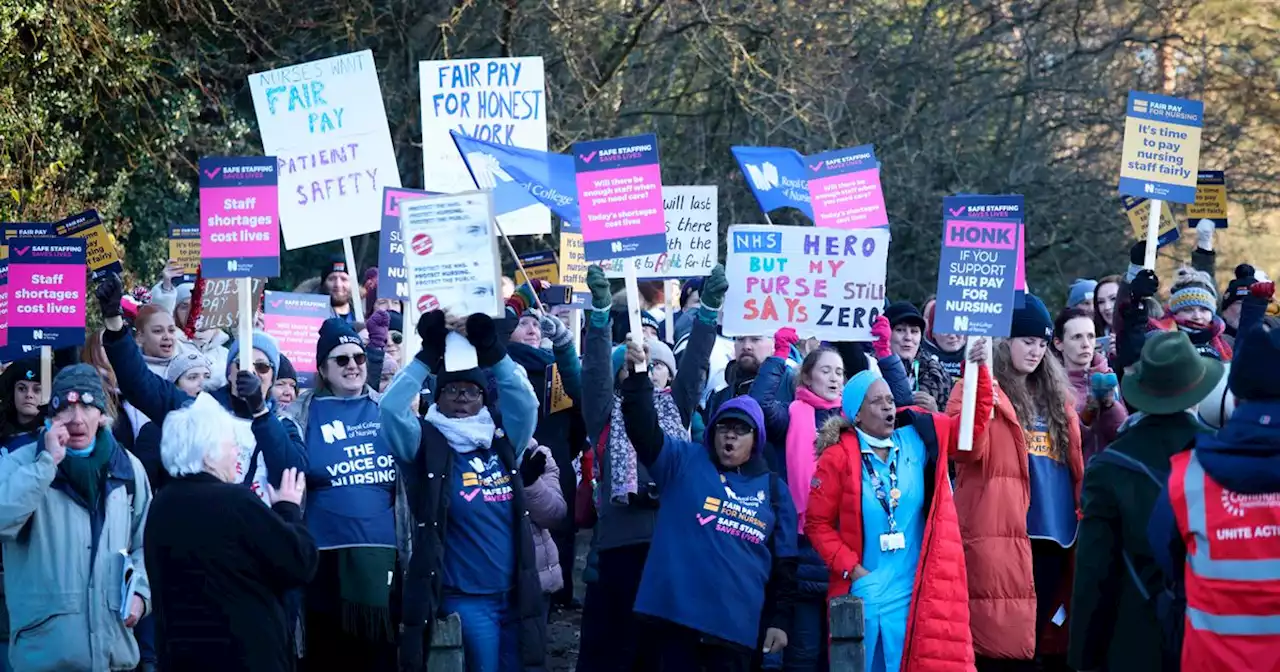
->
xmin=933 ymin=195 xmax=1022 ymax=338
xmin=199 ymin=156 xmax=281 ymax=278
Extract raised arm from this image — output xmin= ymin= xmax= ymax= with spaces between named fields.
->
xmin=673 ymin=267 xmax=726 ymax=425
xmin=580 ymin=309 xmax=617 ymax=445
xmin=749 ymin=354 xmax=793 ymax=448
xmin=97 ymin=274 xmax=191 ymax=423
xmin=379 ymin=358 xmax=429 ymax=463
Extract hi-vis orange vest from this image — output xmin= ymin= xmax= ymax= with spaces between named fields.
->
xmin=1169 ymin=451 xmax=1280 ymax=672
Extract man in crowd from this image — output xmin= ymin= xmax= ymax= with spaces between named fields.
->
xmin=320 ymin=255 xmax=357 ymax=324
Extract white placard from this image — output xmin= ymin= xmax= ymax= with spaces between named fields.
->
xmin=419 ymin=56 xmax=550 ymax=236
xmin=402 ymin=191 xmax=503 ymax=318
xmin=722 ymin=225 xmax=890 ymax=341
xmin=249 ymin=49 xmax=402 ymax=250
xmin=601 ymin=186 xmax=718 ymax=279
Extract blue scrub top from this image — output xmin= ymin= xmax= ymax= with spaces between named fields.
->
xmin=852 ymin=426 xmax=927 ymax=610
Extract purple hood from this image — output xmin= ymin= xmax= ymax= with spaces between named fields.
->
xmin=704 ymin=395 xmax=767 ymax=457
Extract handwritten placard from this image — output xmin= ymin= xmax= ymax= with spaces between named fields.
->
xmin=196 ymin=278 xmax=265 ymax=332
xmin=601 ymin=186 xmax=718 ymax=279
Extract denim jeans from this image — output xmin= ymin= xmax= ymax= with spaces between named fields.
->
xmin=134 ymin=612 xmax=157 ymax=664
xmin=784 ymin=596 xmax=828 ymax=671
xmin=443 ymin=592 xmax=520 ymax=672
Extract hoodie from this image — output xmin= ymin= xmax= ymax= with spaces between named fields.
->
xmin=621 ymin=376 xmax=799 ymax=650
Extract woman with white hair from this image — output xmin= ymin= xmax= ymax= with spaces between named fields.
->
xmin=144 ymin=395 xmax=318 ymax=671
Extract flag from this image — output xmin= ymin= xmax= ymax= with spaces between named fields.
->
xmin=730 ymin=146 xmax=814 ymax=219
xmin=450 ymin=131 xmax=580 ymax=224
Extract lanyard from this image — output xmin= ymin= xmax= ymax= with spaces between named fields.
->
xmin=861 ymin=443 xmax=901 ymax=532
xmin=910 ymin=359 xmax=920 ymax=392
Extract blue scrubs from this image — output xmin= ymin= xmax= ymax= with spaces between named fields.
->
xmin=852 ymin=426 xmax=927 ymax=672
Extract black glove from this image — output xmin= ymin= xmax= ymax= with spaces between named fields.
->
xmin=1129 ymin=241 xmax=1148 ymax=267
xmin=233 ymin=370 xmax=266 ymax=415
xmin=96 ymin=272 xmax=124 ymax=319
xmin=466 ymin=313 xmax=505 ymax=367
xmin=520 ymin=450 xmax=547 ymax=487
xmin=415 ymin=310 xmax=447 ymax=371
xmin=1129 ymin=269 xmax=1159 ymax=301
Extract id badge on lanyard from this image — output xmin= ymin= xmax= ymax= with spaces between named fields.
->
xmin=863 ymin=446 xmax=906 ymax=553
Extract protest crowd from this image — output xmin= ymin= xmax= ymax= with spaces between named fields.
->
xmin=3 ymin=51 xmax=1280 ymax=672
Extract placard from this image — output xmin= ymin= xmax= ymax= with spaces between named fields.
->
xmin=1122 ymin=195 xmax=1179 ymax=248
xmin=402 ymin=191 xmax=503 ymax=317
xmin=0 ymin=257 xmax=9 ymax=359
xmin=806 ymin=145 xmax=888 ymax=229
xmin=933 ymin=196 xmax=1023 ymax=337
xmin=199 ymin=156 xmax=280 ymax=278
xmin=379 ymin=187 xmax=436 ymax=302
xmin=419 ymin=56 xmax=550 ymax=236
xmin=722 ymin=225 xmax=890 ymax=341
xmin=263 ymin=291 xmax=330 ymax=388
xmin=53 ymin=210 xmax=121 ymax=280
xmin=8 ymin=238 xmax=87 ymax=349
xmin=559 ymin=220 xmax=588 ymax=306
xmin=515 ymin=250 xmax=560 ymax=286
xmin=196 ymin=278 xmax=265 ymax=332
xmin=1187 ymin=170 xmax=1228 ymax=228
xmin=601 ymin=186 xmax=718 ymax=279
xmin=1119 ymin=91 xmax=1204 ymax=204
xmin=167 ymin=224 xmax=201 ymax=283
xmin=249 ymin=49 xmax=402 ymax=249
xmin=574 ymin=134 xmax=667 ymax=261
xmin=1 ymin=223 xmax=55 ymax=245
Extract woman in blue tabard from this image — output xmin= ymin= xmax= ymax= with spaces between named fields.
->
xmin=381 ymin=311 xmax=544 ymax=672
xmin=282 ymin=317 xmax=399 ymax=669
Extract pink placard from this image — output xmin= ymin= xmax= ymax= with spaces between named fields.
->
xmin=10 ymin=263 xmax=86 ymax=329
xmin=200 ymin=185 xmax=280 ymax=259
xmin=808 ymin=167 xmax=888 ymax=229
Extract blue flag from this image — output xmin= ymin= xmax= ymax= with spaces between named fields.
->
xmin=450 ymin=131 xmax=580 ymax=224
xmin=730 ymin=146 xmax=814 ymax=219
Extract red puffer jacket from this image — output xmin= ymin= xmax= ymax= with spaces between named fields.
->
xmin=806 ymin=364 xmax=993 ymax=672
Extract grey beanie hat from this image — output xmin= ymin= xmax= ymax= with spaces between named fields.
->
xmin=49 ymin=364 xmax=108 ymax=414
xmin=165 ymin=350 xmax=213 ymax=384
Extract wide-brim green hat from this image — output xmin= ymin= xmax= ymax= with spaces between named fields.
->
xmin=1122 ymin=330 xmax=1225 ymax=415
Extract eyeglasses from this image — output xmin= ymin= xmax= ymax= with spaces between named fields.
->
xmin=329 ymin=353 xmax=367 ymax=368
xmin=440 ymin=384 xmax=482 ymax=401
xmin=715 ymin=421 xmax=754 ymax=438
xmin=236 ymin=361 xmax=272 ymax=375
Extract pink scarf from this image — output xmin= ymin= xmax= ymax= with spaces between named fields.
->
xmin=786 ymin=386 xmax=843 ymax=532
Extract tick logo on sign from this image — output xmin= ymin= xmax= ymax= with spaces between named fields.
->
xmin=745 ymin=162 xmax=780 ymax=191
xmin=411 ymin=234 xmax=433 ymax=256
xmin=320 ymin=419 xmax=347 ymax=444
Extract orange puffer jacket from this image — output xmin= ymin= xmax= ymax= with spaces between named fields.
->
xmin=946 ymin=380 xmax=1083 ymax=660
xmin=806 ymin=363 xmax=992 ymax=672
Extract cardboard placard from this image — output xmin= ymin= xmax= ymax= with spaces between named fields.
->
xmin=402 ymin=191 xmax=503 ymax=318
xmin=197 ymin=278 xmax=265 ymax=331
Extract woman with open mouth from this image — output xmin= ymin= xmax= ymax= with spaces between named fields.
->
xmin=619 ymin=337 xmax=800 ymax=669
xmin=805 ymin=337 xmax=992 ymax=671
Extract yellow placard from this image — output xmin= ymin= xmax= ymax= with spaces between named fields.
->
xmin=1118 ymin=92 xmax=1203 ymax=204
xmin=515 ymin=251 xmax=560 ymax=286
xmin=547 ymin=363 xmax=574 ymax=414
xmin=1186 ymin=171 xmax=1228 ymax=227
xmin=1122 ymin=195 xmax=1178 ymax=247
xmin=559 ymin=228 xmax=586 ymax=296
xmin=168 ymin=226 xmax=202 ymax=276
xmin=53 ymin=211 xmax=121 ymax=274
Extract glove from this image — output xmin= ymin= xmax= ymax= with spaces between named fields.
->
xmin=95 ymin=273 xmax=124 ymax=319
xmin=520 ymin=449 xmax=547 ymax=487
xmin=233 ymin=370 xmax=266 ymax=415
xmin=1128 ymin=269 xmax=1159 ymax=302
xmin=1129 ymin=241 xmax=1148 ymax=267
xmin=466 ymin=313 xmax=506 ymax=367
xmin=539 ymin=313 xmax=572 ymax=349
xmin=1090 ymin=372 xmax=1118 ymax=400
xmin=366 ymin=309 xmax=390 ymax=350
xmin=1195 ymin=218 xmax=1216 ymax=252
xmin=586 ymin=265 xmax=612 ymax=311
xmin=871 ymin=315 xmax=893 ymax=359
xmin=699 ymin=265 xmax=728 ymax=311
xmin=1251 ymin=281 xmax=1275 ymax=302
xmin=773 ymin=327 xmax=799 ymax=358
xmin=415 ymin=310 xmax=448 ymax=370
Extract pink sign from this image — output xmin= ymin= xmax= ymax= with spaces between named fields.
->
xmin=573 ymin=133 xmax=668 ymax=261
xmin=199 ymin=156 xmax=280 ymax=278
xmin=806 ymin=145 xmax=888 ymax=229
xmin=263 ymin=290 xmax=331 ymax=388
xmin=8 ymin=238 xmax=88 ymax=348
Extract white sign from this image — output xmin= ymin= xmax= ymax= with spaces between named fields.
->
xmin=722 ymin=225 xmax=890 ymax=341
xmin=402 ymin=191 xmax=503 ymax=318
xmin=419 ymin=56 xmax=550 ymax=236
xmin=601 ymin=186 xmax=718 ymax=279
xmin=249 ymin=49 xmax=402 ymax=250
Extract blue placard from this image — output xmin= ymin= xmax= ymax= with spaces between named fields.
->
xmin=933 ymin=195 xmax=1024 ymax=338
xmin=1118 ymin=91 xmax=1204 ymax=204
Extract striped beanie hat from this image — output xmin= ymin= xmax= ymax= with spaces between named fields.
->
xmin=1169 ymin=286 xmax=1217 ymax=316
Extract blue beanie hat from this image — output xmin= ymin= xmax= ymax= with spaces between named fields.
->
xmin=1067 ymin=279 xmax=1097 ymax=309
xmin=841 ymin=370 xmax=879 ymax=422
xmin=1010 ymin=294 xmax=1053 ymax=340
xmin=612 ymin=344 xmax=628 ymax=379
xmin=227 ymin=331 xmax=281 ymax=375
xmin=314 ymin=317 xmax=363 ymax=366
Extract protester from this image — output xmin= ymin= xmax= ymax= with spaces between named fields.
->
xmin=281 ymin=316 xmax=397 ymax=668
xmin=504 ymin=281 xmax=585 ymax=609
xmin=946 ymin=294 xmax=1085 ymax=668
xmin=702 ymin=332 xmax=781 ymax=459
xmin=1093 ymin=275 xmax=1122 ymax=338
xmin=382 ymin=310 xmax=544 ymax=671
xmin=125 ymin=350 xmax=215 ymax=490
xmin=162 ymin=278 xmax=231 ymax=391
xmin=145 ymin=396 xmax=318 ymax=671
xmin=1066 ymin=278 xmax=1097 ymax=315
xmin=576 ymin=265 xmax=721 ymax=671
xmin=1069 ymin=331 xmax=1224 ymax=672
xmin=1052 ymin=307 xmax=1127 ymax=462
xmin=1148 ymin=266 xmax=1233 ymax=361
xmin=521 ymin=439 xmax=568 ymax=625
xmin=1220 ymin=263 xmax=1262 ymax=347
xmin=319 ymin=255 xmax=357 ymax=324
xmin=884 ymin=301 xmax=951 ymax=411
xmin=806 ymin=339 xmax=992 ymax=672
xmin=1148 ymin=319 xmax=1280 ymax=671
xmin=672 ymin=276 xmax=704 ymax=342
xmin=619 ymin=337 xmax=798 ymax=668
xmin=134 ymin=303 xmax=195 ymax=377
xmin=921 ymin=298 xmax=967 ymax=382
xmin=0 ymin=358 xmax=43 ymax=453
xmin=272 ymin=354 xmax=299 ymax=409
xmin=0 ymin=364 xmax=152 ymax=672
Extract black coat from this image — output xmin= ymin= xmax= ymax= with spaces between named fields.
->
xmin=144 ymin=473 xmax=319 ymax=672
xmin=399 ymin=420 xmax=547 ymax=671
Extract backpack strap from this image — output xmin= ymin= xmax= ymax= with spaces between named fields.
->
xmin=1092 ymin=449 xmax=1169 ymax=488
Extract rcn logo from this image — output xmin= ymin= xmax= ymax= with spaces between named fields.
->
xmin=466 ymin=152 xmax=513 ymax=190
xmin=610 ymin=240 xmax=624 ymax=253
xmin=227 ymin=259 xmax=240 ymax=272
xmin=745 ymin=162 xmax=780 ymax=192
xmin=1144 ymin=183 xmax=1155 ymax=194
xmin=320 ymin=419 xmax=347 ymax=444
xmin=951 ymin=315 xmax=969 ymax=332
xmin=32 ymin=329 xmax=45 ymax=341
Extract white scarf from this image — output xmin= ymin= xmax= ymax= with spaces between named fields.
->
xmin=425 ymin=405 xmax=496 ymax=453
xmin=856 ymin=427 xmax=895 ymax=449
